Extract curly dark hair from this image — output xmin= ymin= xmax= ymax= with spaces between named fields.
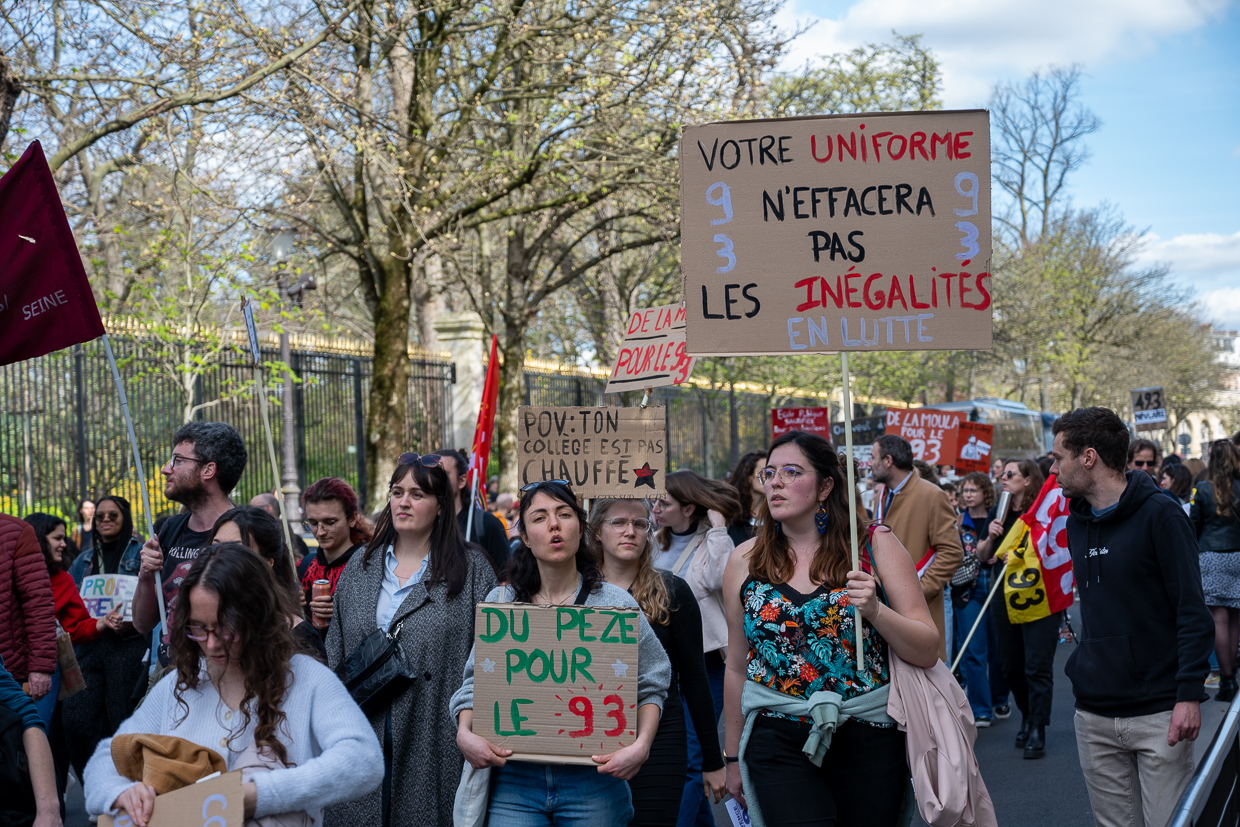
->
xmin=1052 ymin=407 xmax=1129 ymax=473
xmin=509 ymin=482 xmax=602 ymax=603
xmin=170 ymin=543 xmax=296 ymax=765
xmin=171 ymin=422 xmax=248 ymax=495
xmin=210 ymin=506 xmax=302 ymax=617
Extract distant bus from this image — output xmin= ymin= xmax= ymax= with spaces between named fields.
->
xmin=927 ymin=398 xmax=1047 ymax=459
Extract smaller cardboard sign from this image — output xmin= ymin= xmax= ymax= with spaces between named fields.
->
xmin=725 ymin=798 xmax=753 ymax=827
xmin=832 ymin=415 xmax=885 ymax=469
xmin=471 ymin=602 xmax=640 ymax=763
xmin=1131 ymin=386 xmax=1167 ymax=432
xmin=604 ymin=304 xmax=696 ymax=393
xmin=79 ymin=574 xmax=137 ymax=622
xmin=954 ymin=421 xmax=994 ymax=474
xmin=517 ymin=406 xmax=666 ymax=497
xmin=771 ymin=407 xmax=832 ymax=440
xmin=885 ymin=409 xmax=968 ymax=466
xmin=99 ymin=770 xmax=243 ymax=827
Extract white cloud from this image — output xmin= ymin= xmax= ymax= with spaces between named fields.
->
xmin=1201 ymin=287 xmax=1240 ymax=331
xmin=773 ymin=0 xmax=1231 ymax=105
xmin=1133 ymin=231 xmax=1240 ymax=328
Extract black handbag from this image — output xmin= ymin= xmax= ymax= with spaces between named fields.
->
xmin=337 ymin=619 xmax=412 ymax=715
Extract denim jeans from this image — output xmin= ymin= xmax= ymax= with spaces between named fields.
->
xmin=952 ymin=570 xmax=991 ymax=720
xmin=488 ymin=760 xmax=633 ymax=827
xmin=33 ymin=664 xmax=60 ymax=728
xmin=944 ymin=592 xmax=954 ymax=666
xmin=678 ymin=654 xmax=724 ymax=827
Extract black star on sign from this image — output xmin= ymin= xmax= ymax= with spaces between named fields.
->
xmin=634 ymin=463 xmax=658 ymax=490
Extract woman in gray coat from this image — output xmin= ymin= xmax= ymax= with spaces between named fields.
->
xmin=325 ymin=453 xmax=498 ymax=827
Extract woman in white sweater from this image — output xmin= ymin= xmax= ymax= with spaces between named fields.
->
xmin=84 ymin=543 xmax=382 ymax=827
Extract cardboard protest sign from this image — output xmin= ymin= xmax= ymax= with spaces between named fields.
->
xmin=1131 ymin=387 xmax=1167 ymax=432
xmin=517 ymin=406 xmax=666 ymax=497
xmin=680 ymin=111 xmax=992 ymax=355
xmin=100 ymin=770 xmax=243 ymax=827
xmin=472 ymin=602 xmax=640 ymax=763
xmin=771 ymin=406 xmax=832 ymax=440
xmin=832 ymin=414 xmax=885 ymax=468
xmin=954 ymin=421 xmax=994 ymax=474
xmin=79 ymin=574 xmax=137 ymax=622
xmin=605 ymin=304 xmax=696 ymax=393
xmin=885 ymin=408 xmax=967 ymax=466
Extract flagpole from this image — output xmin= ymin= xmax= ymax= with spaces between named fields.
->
xmin=101 ymin=333 xmax=166 ymax=623
xmin=841 ymin=352 xmax=863 ymax=670
xmin=951 ymin=570 xmax=1005 ymax=673
xmin=465 ymin=467 xmax=478 ymax=540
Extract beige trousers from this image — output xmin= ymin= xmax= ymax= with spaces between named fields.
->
xmin=1074 ymin=708 xmax=1195 ymax=827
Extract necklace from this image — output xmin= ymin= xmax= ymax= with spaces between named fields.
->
xmin=535 ymin=578 xmax=579 ymax=605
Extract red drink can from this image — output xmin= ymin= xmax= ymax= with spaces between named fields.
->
xmin=311 ymin=580 xmax=331 ymax=629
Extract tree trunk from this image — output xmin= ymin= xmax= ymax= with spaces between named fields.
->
xmin=0 ymin=54 xmax=21 ymax=151
xmin=365 ymin=254 xmax=413 ymax=506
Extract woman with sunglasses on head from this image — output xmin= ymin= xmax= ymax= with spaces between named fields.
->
xmin=591 ymin=497 xmax=727 ymax=826
xmin=1191 ymin=440 xmax=1240 ymax=702
xmin=84 ymin=543 xmax=382 ymax=827
xmin=451 ymin=481 xmax=671 ymax=826
xmin=721 ymin=431 xmax=937 ymax=826
xmin=324 ymin=453 xmax=498 ymax=827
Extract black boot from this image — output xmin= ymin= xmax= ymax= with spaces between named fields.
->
xmin=1023 ymin=724 xmax=1046 ymax=759
xmin=1217 ymin=675 xmax=1237 ymax=703
xmin=1015 ymin=717 xmax=1031 ymax=748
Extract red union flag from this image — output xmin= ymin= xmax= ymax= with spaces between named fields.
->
xmin=1023 ymin=474 xmax=1075 ymax=614
xmin=468 ymin=335 xmax=501 ymax=508
xmin=0 ymin=142 xmax=105 ymax=365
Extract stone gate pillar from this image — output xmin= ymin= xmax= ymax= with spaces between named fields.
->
xmin=432 ymin=311 xmax=486 ymax=452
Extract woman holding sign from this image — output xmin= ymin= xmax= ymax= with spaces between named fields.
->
xmin=721 ymin=432 xmax=939 ymax=826
xmin=450 ymin=481 xmax=671 ymax=827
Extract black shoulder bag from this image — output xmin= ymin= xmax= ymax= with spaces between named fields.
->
xmin=336 ymin=617 xmax=412 ymax=715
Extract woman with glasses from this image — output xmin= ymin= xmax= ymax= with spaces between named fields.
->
xmin=298 ymin=478 xmax=373 ymax=635
xmin=591 ymin=497 xmax=726 ymax=826
xmin=451 ymin=481 xmax=671 ymax=826
xmin=953 ymin=472 xmax=998 ymax=727
xmin=721 ymin=431 xmax=938 ymax=826
xmin=1191 ymin=440 xmax=1240 ymax=702
xmin=84 ymin=543 xmax=382 ymax=826
xmin=324 ymin=453 xmax=498 ymax=827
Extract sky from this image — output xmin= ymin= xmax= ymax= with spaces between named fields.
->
xmin=773 ymin=0 xmax=1240 ymax=330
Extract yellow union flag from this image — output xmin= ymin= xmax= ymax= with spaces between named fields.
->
xmin=999 ymin=520 xmax=1050 ymax=624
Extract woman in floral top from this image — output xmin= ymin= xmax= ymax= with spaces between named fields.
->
xmin=721 ymin=430 xmax=939 ymax=827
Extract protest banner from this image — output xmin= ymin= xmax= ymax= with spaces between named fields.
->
xmin=999 ymin=475 xmax=1074 ymax=624
xmin=954 ymin=421 xmax=995 ymax=474
xmin=471 ymin=602 xmax=640 ymax=763
xmin=1131 ymin=386 xmax=1167 ymax=432
xmin=831 ymin=414 xmax=884 ymax=468
xmin=885 ymin=408 xmax=967 ymax=466
xmin=605 ymin=304 xmax=696 ymax=393
xmin=771 ymin=406 xmax=832 ymax=440
xmin=680 ymin=110 xmax=992 ymax=356
xmin=79 ymin=574 xmax=137 ymax=622
xmin=517 ymin=406 xmax=666 ymax=497
xmin=99 ymin=770 xmax=243 ymax=827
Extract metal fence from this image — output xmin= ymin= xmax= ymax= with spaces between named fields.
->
xmin=0 ymin=336 xmax=453 ymax=524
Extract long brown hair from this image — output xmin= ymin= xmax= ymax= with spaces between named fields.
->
xmin=1006 ymin=458 xmax=1046 ymax=514
xmin=727 ymin=451 xmax=767 ymax=526
xmin=1208 ymin=440 xmax=1240 ymax=522
xmin=960 ymin=472 xmax=996 ymax=511
xmin=749 ymin=431 xmax=868 ymax=589
xmin=589 ymin=499 xmax=672 ymax=626
xmin=171 ymin=544 xmax=296 ymax=765
xmin=655 ymin=470 xmax=741 ymax=550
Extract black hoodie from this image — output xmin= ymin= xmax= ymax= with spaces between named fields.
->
xmin=1064 ymin=470 xmax=1214 ymax=718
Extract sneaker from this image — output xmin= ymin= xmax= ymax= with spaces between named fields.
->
xmin=975 ymin=717 xmax=993 ymax=728
xmin=993 ymin=703 xmax=1012 ymax=720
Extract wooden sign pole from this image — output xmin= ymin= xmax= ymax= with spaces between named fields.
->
xmin=841 ymin=352 xmax=863 ymax=670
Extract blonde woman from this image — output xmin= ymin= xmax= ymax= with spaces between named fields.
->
xmin=591 ymin=498 xmax=726 ymax=826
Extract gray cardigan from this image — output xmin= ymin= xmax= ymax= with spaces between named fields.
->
xmin=323 ymin=545 xmax=497 ymax=827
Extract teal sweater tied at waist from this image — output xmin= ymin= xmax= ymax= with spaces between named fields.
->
xmin=738 ymin=679 xmax=895 ymax=827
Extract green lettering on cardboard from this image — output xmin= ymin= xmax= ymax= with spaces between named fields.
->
xmin=509 ymin=609 xmax=530 ymax=642
xmin=480 ymin=607 xmax=508 ymax=643
xmin=556 ymin=607 xmax=580 ymax=641
xmin=571 ymin=647 xmax=595 ymax=683
xmin=577 ymin=608 xmax=596 ymax=641
xmin=511 ymin=699 xmax=536 ymax=736
xmin=506 ymin=650 xmax=527 ymax=685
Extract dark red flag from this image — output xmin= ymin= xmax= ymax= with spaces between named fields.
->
xmin=0 ymin=142 xmax=105 ymax=365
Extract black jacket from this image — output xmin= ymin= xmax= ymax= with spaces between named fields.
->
xmin=456 ymin=507 xmax=510 ymax=577
xmin=1190 ymin=478 xmax=1240 ymax=553
xmin=1064 ymin=471 xmax=1214 ymax=717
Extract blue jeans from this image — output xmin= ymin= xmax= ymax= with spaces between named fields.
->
xmin=33 ymin=664 xmax=60 ymax=728
xmin=488 ymin=761 xmax=633 ymax=827
xmin=944 ymin=592 xmax=954 ymax=666
xmin=678 ymin=655 xmax=724 ymax=827
xmin=953 ymin=571 xmax=991 ymax=721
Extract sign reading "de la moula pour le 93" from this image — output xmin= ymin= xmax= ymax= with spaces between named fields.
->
xmin=680 ymin=110 xmax=992 ymax=355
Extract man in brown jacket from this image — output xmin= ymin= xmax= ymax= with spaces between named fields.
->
xmin=872 ymin=435 xmax=964 ymax=662
xmin=0 ymin=512 xmax=57 ymax=698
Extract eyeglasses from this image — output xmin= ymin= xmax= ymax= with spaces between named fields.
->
xmin=185 ymin=624 xmax=238 ymax=643
xmin=168 ymin=453 xmax=205 ymax=469
xmin=303 ymin=518 xmax=340 ymax=532
xmin=960 ymin=488 xmax=980 ymax=496
xmin=95 ymin=512 xmax=123 ymax=522
xmin=650 ymin=497 xmax=679 ymax=511
xmin=397 ymin=452 xmax=444 ymax=469
xmin=1131 ymin=460 xmax=1156 ymax=468
xmin=758 ymin=466 xmax=805 ymax=486
xmin=519 ymin=480 xmax=572 ymax=493
xmin=603 ymin=517 xmax=651 ymax=533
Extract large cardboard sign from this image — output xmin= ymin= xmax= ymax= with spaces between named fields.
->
xmin=100 ymin=770 xmax=243 ymax=827
xmin=79 ymin=574 xmax=137 ymax=622
xmin=517 ymin=406 xmax=666 ymax=497
xmin=832 ymin=414 xmax=885 ymax=469
xmin=472 ymin=602 xmax=640 ymax=763
xmin=605 ymin=304 xmax=696 ymax=393
xmin=1131 ymin=387 xmax=1167 ymax=432
xmin=771 ymin=407 xmax=832 ymax=440
xmin=680 ymin=110 xmax=992 ymax=355
xmin=885 ymin=408 xmax=968 ymax=466
xmin=954 ymin=421 xmax=995 ymax=474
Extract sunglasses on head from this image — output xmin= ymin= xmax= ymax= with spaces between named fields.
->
xmin=397 ymin=452 xmax=444 ymax=469
xmin=519 ymin=479 xmax=572 ymax=493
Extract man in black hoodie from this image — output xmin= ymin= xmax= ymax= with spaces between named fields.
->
xmin=1051 ymin=407 xmax=1213 ymax=827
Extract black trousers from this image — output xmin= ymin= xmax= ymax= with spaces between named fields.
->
xmin=746 ymin=715 xmax=908 ymax=827
xmin=61 ymin=631 xmax=148 ymax=779
xmin=992 ymin=609 xmax=1060 ymax=726
xmin=628 ymin=689 xmax=687 ymax=826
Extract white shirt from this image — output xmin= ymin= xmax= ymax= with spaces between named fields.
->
xmin=375 ymin=544 xmax=430 ymax=631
